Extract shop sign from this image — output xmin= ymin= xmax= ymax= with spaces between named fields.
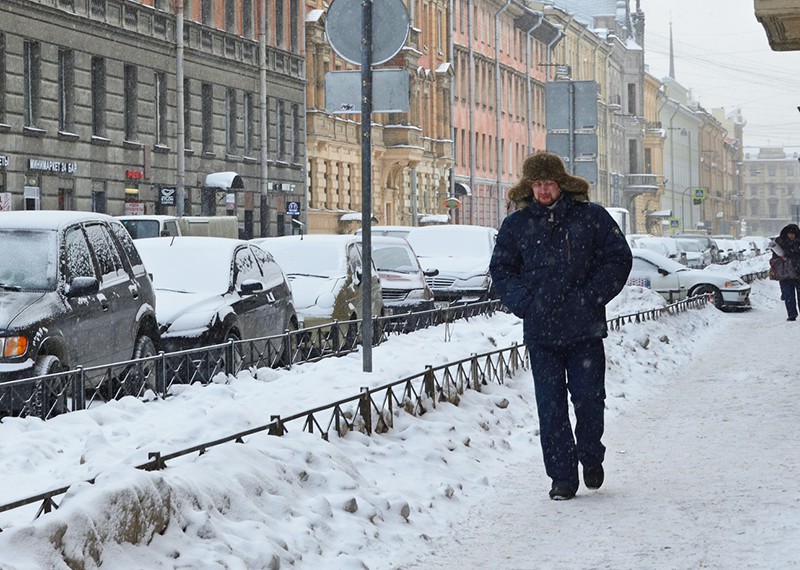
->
xmin=0 ymin=155 xmax=8 ymax=169
xmin=126 ymin=170 xmax=145 ymax=180
xmin=28 ymin=158 xmax=77 ymax=174
xmin=160 ymin=187 xmax=176 ymax=206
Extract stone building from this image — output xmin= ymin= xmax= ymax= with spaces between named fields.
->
xmin=0 ymin=0 xmax=305 ymax=238
xmin=303 ymin=0 xmax=453 ymax=234
xmin=742 ymin=147 xmax=800 ymax=237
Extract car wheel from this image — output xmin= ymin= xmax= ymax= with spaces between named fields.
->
xmin=691 ymin=284 xmax=723 ymax=309
xmin=132 ymin=335 xmax=158 ymax=393
xmin=221 ymin=330 xmax=244 ymax=375
xmin=31 ymin=355 xmax=67 ymax=418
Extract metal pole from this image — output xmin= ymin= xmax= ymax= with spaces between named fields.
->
xmin=175 ymin=0 xmax=185 ymax=216
xmin=494 ymin=0 xmax=511 ymax=227
xmin=360 ymin=0 xmax=373 ymax=372
xmin=467 ymin=0 xmax=475 ymax=225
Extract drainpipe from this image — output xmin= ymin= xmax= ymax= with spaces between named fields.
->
xmin=525 ymin=11 xmax=543 ymax=154
xmin=259 ymin=0 xmax=270 ymax=236
xmin=176 ymin=0 xmax=185 ymax=216
xmin=603 ymin=37 xmax=615 ymax=206
xmin=448 ymin=0 xmax=456 ymax=222
xmin=467 ymin=0 xmax=475 ymax=224
xmin=668 ymin=102 xmax=679 ymax=228
xmin=494 ymin=0 xmax=512 ymax=227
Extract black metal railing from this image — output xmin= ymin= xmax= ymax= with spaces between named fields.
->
xmin=0 ymin=300 xmax=503 ymax=421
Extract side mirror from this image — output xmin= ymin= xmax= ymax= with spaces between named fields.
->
xmin=66 ymin=276 xmax=99 ymax=298
xmin=354 ymin=267 xmax=363 ymax=286
xmin=240 ymin=279 xmax=264 ymax=295
xmin=658 ymin=268 xmax=669 ymax=276
xmin=424 ymin=268 xmax=439 ymax=277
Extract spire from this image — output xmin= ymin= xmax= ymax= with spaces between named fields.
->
xmin=669 ymin=20 xmax=675 ymax=79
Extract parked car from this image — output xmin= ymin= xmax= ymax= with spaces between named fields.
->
xmin=118 ymin=215 xmax=182 ymax=239
xmin=404 ymin=225 xmax=498 ymax=305
xmin=252 ymin=235 xmax=384 ymax=330
xmin=674 ymin=233 xmax=719 ymax=263
xmin=371 ymin=236 xmax=435 ymax=314
xmin=675 ymin=237 xmax=712 ymax=269
xmin=711 ymin=235 xmax=741 ymax=262
xmin=633 ymin=236 xmax=688 ymax=265
xmin=629 ymin=247 xmax=751 ymax=310
xmin=0 ymin=211 xmax=159 ymax=384
xmin=356 ymin=225 xmax=413 ymax=238
xmin=134 ymin=237 xmax=296 ymax=353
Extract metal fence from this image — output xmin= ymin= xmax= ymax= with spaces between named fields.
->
xmin=0 ymin=292 xmax=716 ymax=527
xmin=0 ymin=300 xmax=503 ymax=421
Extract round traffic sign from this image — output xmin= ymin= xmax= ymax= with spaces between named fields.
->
xmin=325 ymin=0 xmax=410 ymax=66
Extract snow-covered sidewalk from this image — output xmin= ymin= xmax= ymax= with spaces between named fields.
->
xmin=406 ymin=281 xmax=800 ymax=569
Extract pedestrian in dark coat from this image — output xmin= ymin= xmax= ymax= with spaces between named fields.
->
xmin=490 ymin=151 xmax=632 ymax=500
xmin=771 ymin=223 xmax=800 ymax=321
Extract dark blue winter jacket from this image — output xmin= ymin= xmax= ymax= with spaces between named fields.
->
xmin=489 ymin=193 xmax=632 ymax=346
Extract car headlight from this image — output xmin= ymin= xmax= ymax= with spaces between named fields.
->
xmin=405 ymin=288 xmax=429 ymax=300
xmin=723 ymin=280 xmax=745 ymax=288
xmin=316 ymin=292 xmax=336 ymax=309
xmin=1 ymin=335 xmax=28 ymax=358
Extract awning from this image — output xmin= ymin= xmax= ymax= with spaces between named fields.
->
xmin=454 ymin=182 xmax=472 ymax=197
xmin=204 ymin=171 xmax=244 ymax=190
xmin=647 ymin=209 xmax=672 ymax=217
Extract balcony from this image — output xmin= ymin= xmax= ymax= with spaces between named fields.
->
xmin=623 ymin=173 xmax=660 ymax=199
xmin=755 ymin=0 xmax=800 ymax=51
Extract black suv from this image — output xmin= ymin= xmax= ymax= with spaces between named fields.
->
xmin=0 ymin=211 xmax=159 ymax=383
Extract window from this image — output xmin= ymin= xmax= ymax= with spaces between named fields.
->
xmin=183 ymin=78 xmax=191 ymax=147
xmin=290 ymin=0 xmax=299 ymax=52
xmin=243 ymin=91 xmax=254 ymax=155
xmin=124 ymin=64 xmax=138 ymax=140
xmin=292 ymin=103 xmax=300 ymax=162
xmin=92 ymin=181 xmax=107 ymax=213
xmin=58 ymin=187 xmax=73 ymax=210
xmin=155 ymin=71 xmax=167 ymax=144
xmin=64 ymin=227 xmax=96 ymax=280
xmin=201 ymin=82 xmax=213 ymax=154
xmin=0 ymin=34 xmax=5 ymax=123
xmin=90 ymin=0 xmax=105 ymax=17
xmin=225 ymin=0 xmax=236 ymax=32
xmin=226 ymin=87 xmax=237 ymax=152
xmin=58 ymin=49 xmax=75 ymax=133
xmin=91 ymin=57 xmax=106 ymax=136
xmin=202 ymin=0 xmax=214 ymax=26
xmin=242 ymin=0 xmax=254 ymax=38
xmin=276 ymin=100 xmax=285 ymax=158
xmin=627 ymin=83 xmax=636 ymax=115
xmin=275 ymin=0 xmax=284 ymax=49
xmin=24 ymin=40 xmax=41 ymax=128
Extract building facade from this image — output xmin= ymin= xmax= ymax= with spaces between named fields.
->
xmin=742 ymin=146 xmax=800 ymax=237
xmin=0 ymin=0 xmax=305 ymax=237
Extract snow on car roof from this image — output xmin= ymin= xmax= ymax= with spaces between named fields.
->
xmin=0 ymin=210 xmax=118 ymax=230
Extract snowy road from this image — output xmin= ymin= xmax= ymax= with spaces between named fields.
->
xmin=407 ymin=288 xmax=800 ymax=569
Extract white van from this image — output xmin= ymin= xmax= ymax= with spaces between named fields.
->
xmin=118 ymin=215 xmax=239 ymax=239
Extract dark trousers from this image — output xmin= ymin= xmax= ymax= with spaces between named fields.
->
xmin=780 ymin=280 xmax=800 ymax=319
xmin=527 ymin=338 xmax=606 ymax=488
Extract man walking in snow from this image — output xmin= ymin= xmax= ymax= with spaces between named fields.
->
xmin=489 ymin=151 xmax=632 ymax=500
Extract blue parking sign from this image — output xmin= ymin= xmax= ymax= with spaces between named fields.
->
xmin=286 ymin=201 xmax=301 ymax=216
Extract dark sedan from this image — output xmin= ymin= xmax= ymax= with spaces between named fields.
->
xmin=134 ymin=237 xmax=297 ymax=353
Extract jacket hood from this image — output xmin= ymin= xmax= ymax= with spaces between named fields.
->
xmin=779 ymin=223 xmax=800 ymax=241
xmin=507 ymin=151 xmax=590 ymax=208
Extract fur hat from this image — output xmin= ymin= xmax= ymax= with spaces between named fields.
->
xmin=507 ymin=151 xmax=590 ymax=208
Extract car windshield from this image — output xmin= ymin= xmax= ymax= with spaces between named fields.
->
xmin=0 ymin=229 xmax=58 ymax=290
xmin=261 ymin=241 xmax=346 ymax=277
xmin=406 ymin=229 xmax=492 ymax=258
xmin=676 ymin=239 xmax=703 ymax=252
xmin=120 ymin=219 xmax=160 ymax=239
xmin=373 ymin=245 xmax=419 ymax=273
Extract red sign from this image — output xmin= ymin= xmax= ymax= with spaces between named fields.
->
xmin=125 ymin=169 xmax=144 ymax=180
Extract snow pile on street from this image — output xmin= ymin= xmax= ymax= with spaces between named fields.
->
xmin=0 ymin=254 xmax=789 ymax=569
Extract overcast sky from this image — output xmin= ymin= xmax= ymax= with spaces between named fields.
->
xmin=641 ymin=0 xmax=800 ymax=153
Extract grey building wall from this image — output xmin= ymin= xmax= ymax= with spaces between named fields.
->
xmin=0 ymin=0 xmax=305 ymax=237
